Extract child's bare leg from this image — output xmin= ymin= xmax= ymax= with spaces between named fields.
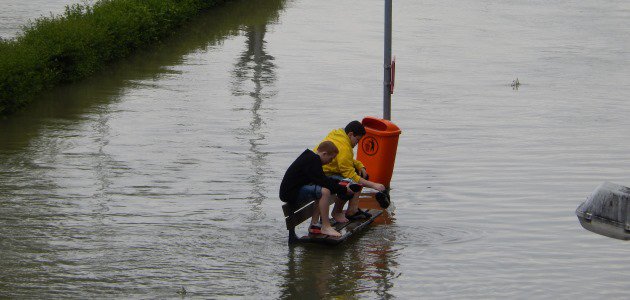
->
xmin=344 ymin=193 xmax=361 ymax=216
xmin=331 ymin=196 xmax=349 ymax=223
xmin=319 ymin=189 xmax=341 ymax=237
xmin=311 ymin=187 xmax=329 ymax=226
xmin=311 ymin=204 xmax=321 ymax=226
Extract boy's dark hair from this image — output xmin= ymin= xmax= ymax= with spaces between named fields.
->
xmin=344 ymin=120 xmax=366 ymax=136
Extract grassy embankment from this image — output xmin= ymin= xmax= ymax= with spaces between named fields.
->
xmin=0 ymin=0 xmax=230 ymax=116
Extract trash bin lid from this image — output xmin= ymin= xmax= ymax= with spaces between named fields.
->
xmin=362 ymin=116 xmax=401 ymax=136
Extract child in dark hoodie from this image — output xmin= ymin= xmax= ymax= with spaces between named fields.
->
xmin=280 ymin=141 xmax=353 ymax=237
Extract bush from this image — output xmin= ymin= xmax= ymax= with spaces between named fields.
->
xmin=0 ymin=0 xmax=228 ymax=115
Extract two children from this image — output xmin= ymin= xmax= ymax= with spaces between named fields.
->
xmin=315 ymin=120 xmax=386 ymax=223
xmin=279 ymin=121 xmax=387 ymax=237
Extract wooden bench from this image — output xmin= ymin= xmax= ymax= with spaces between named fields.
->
xmin=281 ymin=192 xmax=383 ymax=245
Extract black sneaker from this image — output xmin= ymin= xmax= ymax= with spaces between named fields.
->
xmin=375 ymin=191 xmax=390 ymax=209
xmin=346 ymin=208 xmax=372 ymax=221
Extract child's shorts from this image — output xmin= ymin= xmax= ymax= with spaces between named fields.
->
xmin=329 ymin=174 xmax=356 ymax=184
xmin=297 ymin=184 xmax=322 ymax=203
xmin=328 ymin=175 xmax=358 ymax=200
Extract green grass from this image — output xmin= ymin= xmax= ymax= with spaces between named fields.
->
xmin=0 ymin=0 xmax=229 ymax=115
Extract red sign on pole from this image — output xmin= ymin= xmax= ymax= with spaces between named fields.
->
xmin=390 ymin=57 xmax=396 ymax=94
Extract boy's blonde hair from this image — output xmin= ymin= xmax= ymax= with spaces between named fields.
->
xmin=317 ymin=141 xmax=339 ymax=154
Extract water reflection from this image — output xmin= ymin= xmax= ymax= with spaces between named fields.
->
xmin=280 ymin=228 xmax=400 ymax=299
xmin=231 ymin=23 xmax=277 ymax=218
xmin=0 ymin=1 xmax=288 ymax=297
xmin=0 ymin=0 xmax=285 ymax=151
xmin=91 ymin=106 xmax=114 ymax=220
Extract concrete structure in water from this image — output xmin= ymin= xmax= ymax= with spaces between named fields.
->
xmin=576 ymin=182 xmax=630 ymax=240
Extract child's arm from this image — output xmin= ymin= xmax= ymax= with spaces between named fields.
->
xmin=353 ymin=159 xmax=364 ymax=172
xmin=337 ymin=152 xmax=362 ymax=182
xmin=307 ymin=163 xmax=347 ymax=196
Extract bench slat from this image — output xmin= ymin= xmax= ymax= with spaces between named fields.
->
xmin=282 ymin=196 xmax=336 ymax=230
xmin=284 ymin=201 xmax=315 ymax=229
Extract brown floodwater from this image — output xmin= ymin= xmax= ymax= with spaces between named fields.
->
xmin=1 ymin=0 xmax=630 ymax=298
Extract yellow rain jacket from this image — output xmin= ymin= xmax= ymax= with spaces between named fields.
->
xmin=315 ymin=128 xmax=365 ymax=182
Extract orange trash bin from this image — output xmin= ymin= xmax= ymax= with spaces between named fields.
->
xmin=357 ymin=116 xmax=401 ymax=188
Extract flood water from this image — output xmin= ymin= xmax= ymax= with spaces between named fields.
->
xmin=2 ymin=0 xmax=630 ymax=298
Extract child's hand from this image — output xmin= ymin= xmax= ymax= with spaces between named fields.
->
xmin=339 ymin=180 xmax=362 ymax=194
xmin=359 ymin=168 xmax=368 ymax=179
xmin=346 ymin=186 xmax=354 ymax=194
xmin=371 ymin=182 xmax=386 ymax=192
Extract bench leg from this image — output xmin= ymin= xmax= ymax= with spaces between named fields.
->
xmin=288 ymin=228 xmax=299 ymax=244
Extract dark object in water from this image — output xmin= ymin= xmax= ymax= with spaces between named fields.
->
xmin=375 ymin=191 xmax=391 ymax=209
xmin=576 ymin=182 xmax=630 ymax=240
xmin=177 ymin=286 xmax=187 ymax=295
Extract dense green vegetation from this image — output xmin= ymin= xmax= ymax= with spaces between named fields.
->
xmin=0 ymin=0 xmax=230 ymax=116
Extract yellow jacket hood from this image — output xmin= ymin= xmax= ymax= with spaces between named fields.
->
xmin=315 ymin=128 xmax=364 ymax=182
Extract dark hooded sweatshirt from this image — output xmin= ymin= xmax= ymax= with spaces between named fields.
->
xmin=279 ymin=149 xmax=345 ymax=202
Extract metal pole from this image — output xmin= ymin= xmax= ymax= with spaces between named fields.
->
xmin=383 ymin=0 xmax=392 ymax=120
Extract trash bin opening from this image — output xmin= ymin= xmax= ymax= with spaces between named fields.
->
xmin=362 ymin=117 xmax=389 ymax=131
xmin=361 ymin=116 xmax=401 ymax=136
